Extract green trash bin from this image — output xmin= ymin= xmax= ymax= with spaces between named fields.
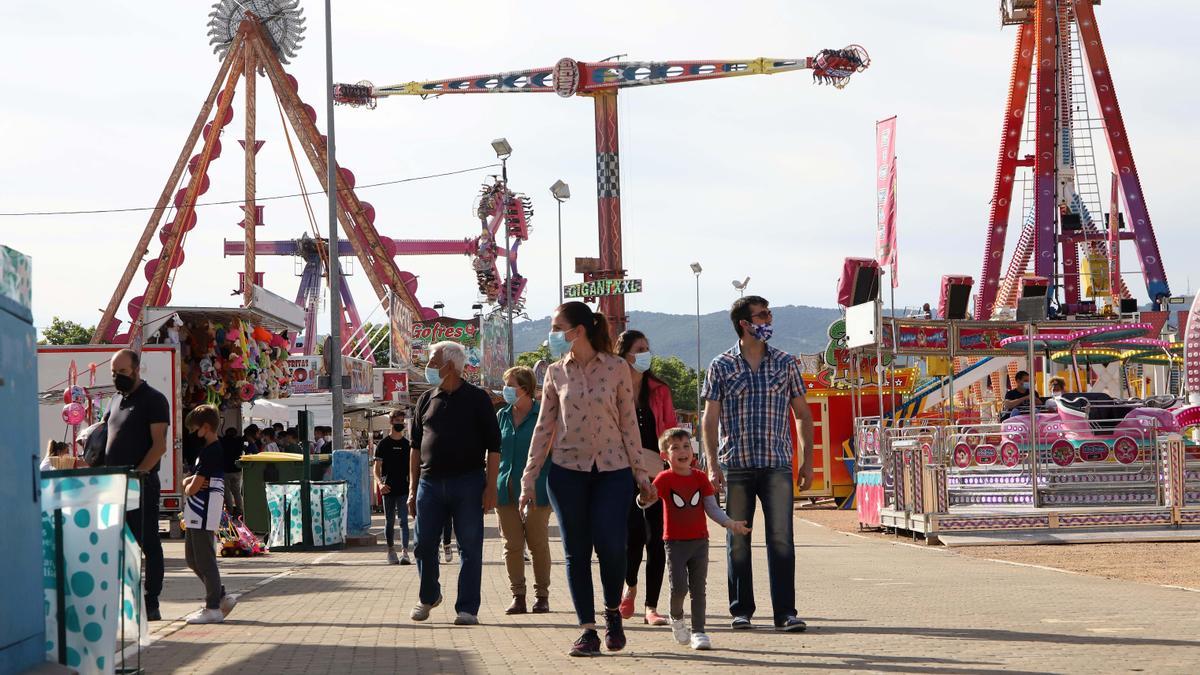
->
xmin=239 ymin=453 xmax=332 ymax=534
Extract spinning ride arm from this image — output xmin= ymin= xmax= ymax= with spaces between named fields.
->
xmin=333 ymin=49 xmax=870 ymax=103
xmin=333 ymin=47 xmax=868 ymax=336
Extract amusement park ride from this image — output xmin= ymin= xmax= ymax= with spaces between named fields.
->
xmin=834 ymin=1 xmax=1200 ymax=545
xmin=221 ymin=176 xmax=533 ymax=361
xmin=978 ymin=0 xmax=1169 ymax=320
xmin=332 ymin=47 xmax=870 ymax=335
xmin=91 ymin=0 xmax=479 ymax=349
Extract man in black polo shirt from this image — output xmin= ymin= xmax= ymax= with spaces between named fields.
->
xmin=407 ymin=341 xmax=500 ymax=626
xmin=375 ymin=409 xmax=412 ymax=565
xmin=103 ymin=348 xmax=170 ymax=621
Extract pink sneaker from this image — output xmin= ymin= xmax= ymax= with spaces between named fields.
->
xmin=644 ymin=608 xmax=669 ymax=626
xmin=618 ymin=587 xmax=636 ymax=620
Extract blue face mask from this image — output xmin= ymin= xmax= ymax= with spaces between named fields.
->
xmin=425 ymin=365 xmax=443 ymax=388
xmin=1018 ymin=381 xmax=1028 ymax=391
xmin=752 ymin=322 xmax=774 ymax=343
xmin=632 ymin=351 xmax=653 ymax=373
xmin=502 ymin=386 xmax=519 ymax=404
xmin=548 ymin=330 xmax=573 ymax=358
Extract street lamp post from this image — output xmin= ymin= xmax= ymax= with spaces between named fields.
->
xmin=690 ymin=262 xmax=703 ymax=444
xmin=323 ymin=0 xmax=344 ymax=455
xmin=550 ymin=180 xmax=571 ymax=306
xmin=493 ymin=138 xmax=515 ymax=366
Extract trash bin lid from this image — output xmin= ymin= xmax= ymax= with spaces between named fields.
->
xmin=241 ymin=452 xmax=304 ymax=462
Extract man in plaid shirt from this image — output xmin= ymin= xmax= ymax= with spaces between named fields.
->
xmin=701 ymin=295 xmax=814 ymax=633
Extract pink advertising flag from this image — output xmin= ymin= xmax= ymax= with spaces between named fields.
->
xmin=875 ymin=116 xmax=898 ymax=286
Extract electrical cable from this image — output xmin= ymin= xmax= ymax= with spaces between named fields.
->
xmin=0 ymin=163 xmax=502 ymax=217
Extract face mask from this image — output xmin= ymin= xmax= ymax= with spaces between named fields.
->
xmin=113 ymin=373 xmax=135 ymax=394
xmin=425 ymin=365 xmax=443 ymax=388
xmin=1018 ymin=381 xmax=1028 ymax=391
xmin=502 ymin=386 xmax=520 ymax=405
xmin=751 ymin=322 xmax=774 ymax=343
xmin=632 ymin=352 xmax=653 ymax=373
xmin=548 ymin=330 xmax=573 ymax=358
xmin=392 ymin=423 xmax=404 ymax=433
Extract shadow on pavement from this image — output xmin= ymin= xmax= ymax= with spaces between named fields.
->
xmin=814 ymin=625 xmax=1200 ymax=649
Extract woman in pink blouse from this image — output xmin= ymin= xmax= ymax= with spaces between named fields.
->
xmin=520 ymin=301 xmax=658 ymax=657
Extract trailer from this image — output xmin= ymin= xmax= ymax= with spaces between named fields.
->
xmin=37 ymin=344 xmax=185 ymax=535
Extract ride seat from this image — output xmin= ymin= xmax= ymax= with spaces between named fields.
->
xmin=1058 ymin=392 xmax=1135 ymax=435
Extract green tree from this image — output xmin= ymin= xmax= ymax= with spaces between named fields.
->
xmin=362 ymin=323 xmax=391 ymax=367
xmin=649 ymin=355 xmax=701 ymax=412
xmin=41 ymin=316 xmax=94 ymax=345
xmin=516 ymin=344 xmax=551 ymax=369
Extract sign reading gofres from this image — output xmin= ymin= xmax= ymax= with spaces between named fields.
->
xmin=411 ymin=317 xmax=482 ymax=384
xmin=564 ymin=278 xmax=643 ymax=299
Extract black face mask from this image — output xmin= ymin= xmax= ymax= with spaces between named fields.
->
xmin=392 ymin=423 xmax=404 ymax=433
xmin=113 ymin=374 xmax=135 ymax=394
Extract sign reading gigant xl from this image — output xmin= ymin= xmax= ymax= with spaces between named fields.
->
xmin=564 ymin=278 xmax=643 ymax=299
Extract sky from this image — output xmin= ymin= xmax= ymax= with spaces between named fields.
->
xmin=2 ymin=1 xmax=1198 ymax=336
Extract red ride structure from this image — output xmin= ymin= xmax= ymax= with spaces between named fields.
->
xmin=91 ymin=6 xmax=425 ymax=345
xmin=333 ymin=49 xmax=870 ymax=336
xmin=978 ymin=0 xmax=1169 ymax=321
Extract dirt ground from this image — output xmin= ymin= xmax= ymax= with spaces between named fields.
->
xmin=795 ymin=503 xmax=1200 ymax=590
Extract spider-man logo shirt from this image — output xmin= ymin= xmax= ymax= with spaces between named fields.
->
xmin=652 ymin=468 xmax=714 ymax=541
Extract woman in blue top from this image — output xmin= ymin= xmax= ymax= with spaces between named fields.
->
xmin=496 ymin=366 xmax=552 ymax=615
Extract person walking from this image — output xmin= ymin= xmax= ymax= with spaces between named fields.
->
xmin=702 ymin=296 xmax=813 ymax=633
xmin=407 ymin=341 xmax=501 ymax=626
xmin=101 ymin=348 xmax=170 ymax=621
xmin=375 ymin=409 xmax=412 ymax=565
xmin=640 ymin=428 xmax=750 ymax=650
xmin=181 ymin=405 xmax=238 ymax=624
xmin=616 ymin=330 xmax=678 ymax=626
xmin=495 ymin=366 xmax=552 ymax=615
xmin=520 ymin=301 xmax=658 ymax=657
xmin=221 ymin=426 xmax=246 ymax=519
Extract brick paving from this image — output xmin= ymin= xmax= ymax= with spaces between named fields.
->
xmin=130 ymin=512 xmax=1200 ymax=674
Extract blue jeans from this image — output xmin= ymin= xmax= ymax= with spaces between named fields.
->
xmin=547 ymin=463 xmax=635 ymax=625
xmin=414 ymin=471 xmax=485 ymax=614
xmin=723 ymin=465 xmax=796 ymax=626
xmin=382 ymin=492 xmax=409 ymax=549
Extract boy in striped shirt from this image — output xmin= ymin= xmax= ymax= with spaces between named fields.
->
xmin=183 ymin=405 xmax=237 ymax=624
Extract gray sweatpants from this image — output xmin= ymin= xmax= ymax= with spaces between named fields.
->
xmin=665 ymin=538 xmax=708 ymax=633
xmin=185 ymin=528 xmax=223 ymax=610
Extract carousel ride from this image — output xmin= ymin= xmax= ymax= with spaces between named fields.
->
xmin=90 ymin=0 xmax=533 ymax=364
xmin=847 ymin=1 xmax=1200 ymax=543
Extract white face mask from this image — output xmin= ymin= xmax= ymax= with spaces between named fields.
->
xmin=632 ymin=351 xmax=653 ymax=373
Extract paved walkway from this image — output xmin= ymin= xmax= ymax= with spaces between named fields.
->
xmin=129 ymin=511 xmax=1200 ymax=674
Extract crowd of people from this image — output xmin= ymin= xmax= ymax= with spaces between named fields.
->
xmin=383 ymin=295 xmax=814 ymax=655
xmin=49 ymin=294 xmax=815 ymax=648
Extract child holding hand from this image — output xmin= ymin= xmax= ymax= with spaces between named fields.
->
xmin=638 ymin=428 xmax=750 ymax=650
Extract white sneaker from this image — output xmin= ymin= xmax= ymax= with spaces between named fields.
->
xmin=443 ymin=544 xmax=454 ymax=563
xmin=186 ymin=608 xmax=225 ymax=624
xmin=690 ymin=632 xmax=712 ymax=650
xmin=453 ymin=612 xmax=479 ymax=626
xmin=671 ymin=618 xmax=689 ymax=645
xmin=387 ymin=548 xmax=400 ymax=565
xmin=410 ymin=595 xmax=442 ymax=621
xmin=219 ymin=594 xmax=239 ymax=617
xmin=400 ymin=549 xmax=412 ymax=565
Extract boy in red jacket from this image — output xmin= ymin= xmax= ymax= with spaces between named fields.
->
xmin=639 ymin=428 xmax=750 ymax=650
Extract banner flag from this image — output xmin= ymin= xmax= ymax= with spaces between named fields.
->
xmin=875 ymin=116 xmax=898 ymax=286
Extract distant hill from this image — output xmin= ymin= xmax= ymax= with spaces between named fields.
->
xmin=513 ymin=304 xmax=842 ymax=366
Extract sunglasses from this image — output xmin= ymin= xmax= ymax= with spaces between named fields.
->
xmin=748 ymin=309 xmax=773 ymax=321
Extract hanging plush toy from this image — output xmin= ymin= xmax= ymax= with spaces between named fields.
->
xmin=165 ymin=316 xmax=183 ymax=347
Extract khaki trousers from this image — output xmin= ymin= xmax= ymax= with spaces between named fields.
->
xmin=495 ymin=503 xmax=552 ymax=598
